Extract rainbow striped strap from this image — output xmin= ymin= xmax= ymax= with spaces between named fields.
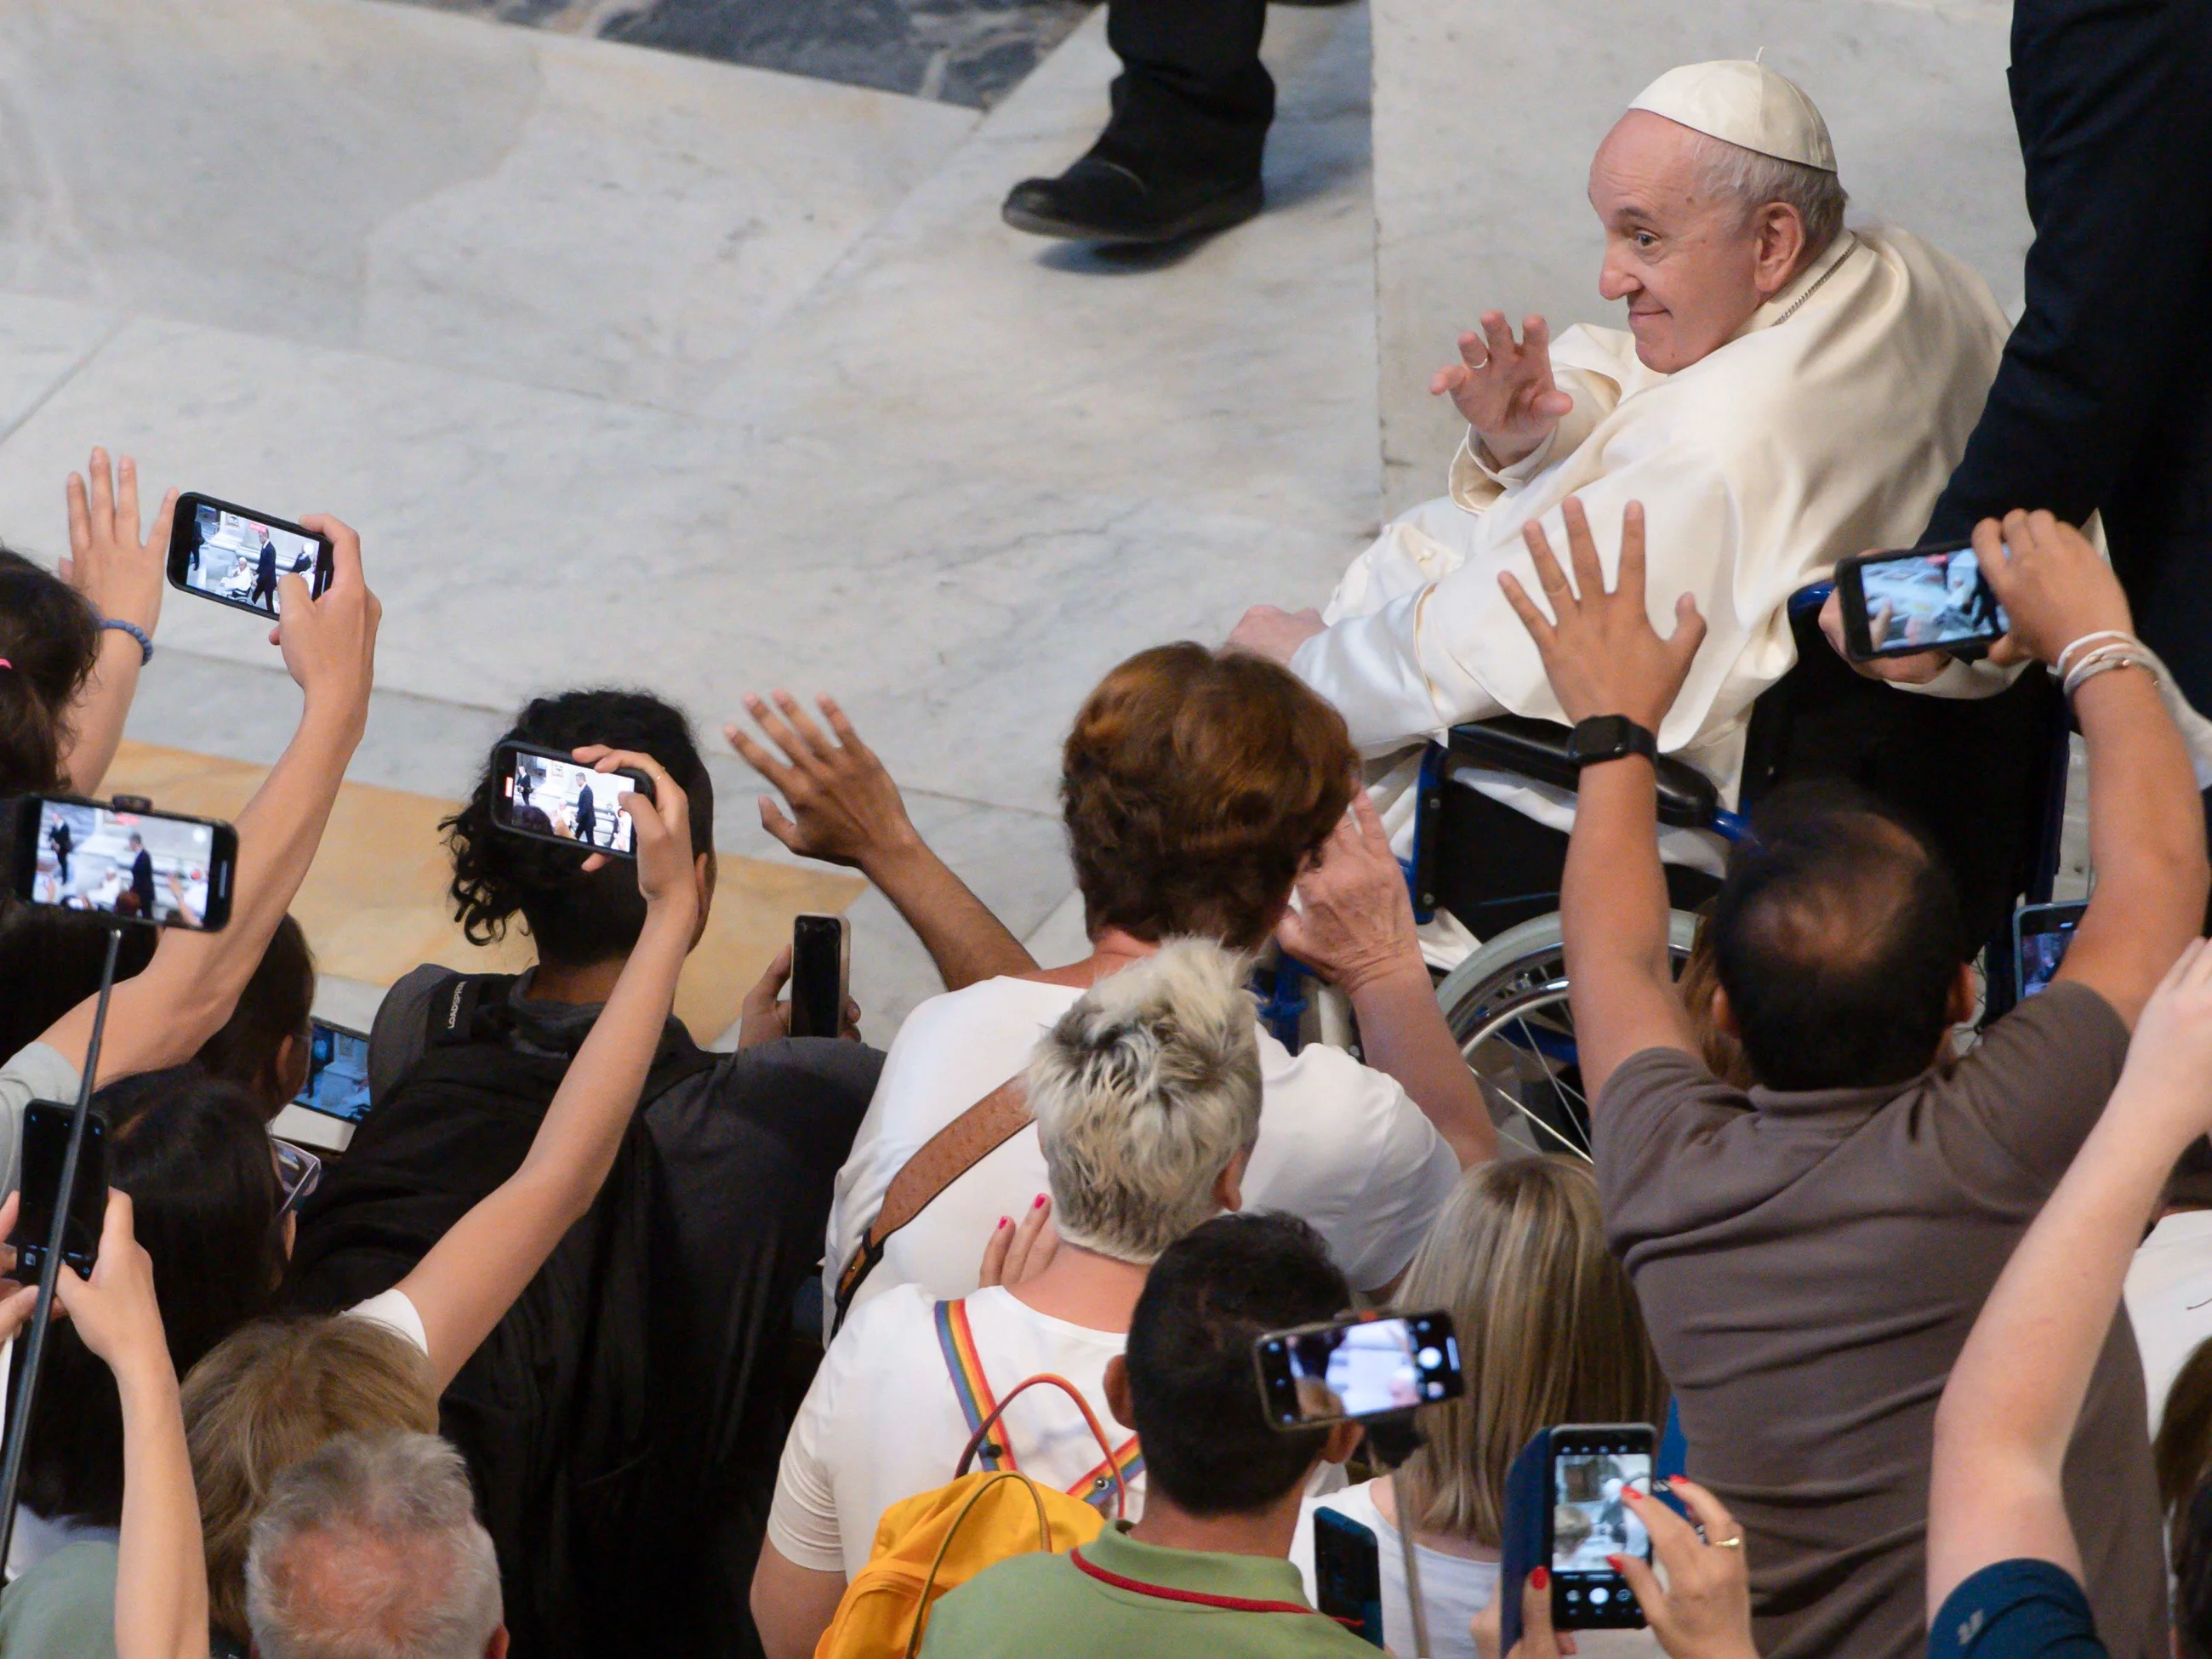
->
xmin=936 ymin=1299 xmax=1013 ymax=1470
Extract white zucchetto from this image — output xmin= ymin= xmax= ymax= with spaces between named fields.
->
xmin=1628 ymin=60 xmax=1838 ymax=173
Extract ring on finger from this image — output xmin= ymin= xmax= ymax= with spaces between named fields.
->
xmin=1467 ymin=351 xmax=1492 ymax=372
xmin=1711 ymin=1535 xmax=1744 ymax=1550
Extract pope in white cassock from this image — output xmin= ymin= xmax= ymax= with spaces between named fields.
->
xmin=1230 ymin=59 xmax=2010 ymax=926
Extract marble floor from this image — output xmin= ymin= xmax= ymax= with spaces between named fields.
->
xmin=391 ymin=0 xmax=1096 ymax=107
xmin=0 ymin=0 xmax=1379 ymax=1038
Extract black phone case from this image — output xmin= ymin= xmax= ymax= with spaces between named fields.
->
xmin=168 ymin=493 xmax=334 ymax=619
xmin=492 ymin=744 xmax=653 ymax=860
xmin=12 ymin=1104 xmax=105 ymax=1277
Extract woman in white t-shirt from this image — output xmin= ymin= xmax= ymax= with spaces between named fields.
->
xmin=1291 ymin=1158 xmax=1669 ymax=1659
xmin=753 ymin=938 xmax=1268 ymax=1659
xmin=825 ymin=643 xmax=1495 ymax=1329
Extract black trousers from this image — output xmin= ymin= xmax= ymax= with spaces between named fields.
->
xmin=1924 ymin=0 xmax=2212 ymax=710
xmin=1099 ymin=0 xmax=1274 ymax=184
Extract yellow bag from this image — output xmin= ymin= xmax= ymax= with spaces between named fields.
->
xmin=812 ymin=1368 xmax=1134 ymax=1659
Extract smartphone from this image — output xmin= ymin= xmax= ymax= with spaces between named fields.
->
xmin=492 ymin=741 xmax=655 ymax=859
xmin=1312 ymin=1508 xmax=1386 ymax=1649
xmin=1255 ymin=1309 xmax=1463 ymax=1427
xmin=11 ymin=1102 xmax=106 ymax=1278
xmin=11 ymin=795 xmax=236 ymax=930
xmin=295 ymin=1019 xmax=372 ymax=1124
xmin=789 ymin=914 xmax=850 ymax=1039
xmin=1837 ymin=540 xmax=2010 ymax=661
xmin=2014 ymin=900 xmax=2088 ymax=1001
xmin=1548 ymin=1423 xmax=1656 ymax=1628
xmin=168 ymin=493 xmax=334 ymax=620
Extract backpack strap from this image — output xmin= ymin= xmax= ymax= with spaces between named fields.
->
xmin=948 ymin=1363 xmax=1135 ymax=1521
xmin=832 ymin=1077 xmax=1032 ymax=1333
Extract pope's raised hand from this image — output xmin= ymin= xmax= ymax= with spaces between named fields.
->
xmin=1431 ymin=313 xmax=1575 ymax=470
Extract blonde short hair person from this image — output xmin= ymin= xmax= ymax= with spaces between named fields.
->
xmin=1029 ymin=935 xmax=1263 ymax=1263
xmin=753 ymin=938 xmax=1265 ymax=1659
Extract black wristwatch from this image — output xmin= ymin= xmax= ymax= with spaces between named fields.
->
xmin=1565 ymin=715 xmax=1658 ymax=769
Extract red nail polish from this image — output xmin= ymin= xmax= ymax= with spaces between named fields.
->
xmin=1531 ymin=1566 xmax=1549 ymax=1590
xmin=997 ymin=1217 xmax=1010 ymax=1229
xmin=1606 ymin=1555 xmax=1625 ymax=1572
xmin=1033 ymin=1194 xmax=1047 ymax=1209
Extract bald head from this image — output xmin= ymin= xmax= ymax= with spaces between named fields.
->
xmin=1588 ymin=110 xmax=1848 ymax=373
xmin=1709 ymin=793 xmax=1968 ymax=1092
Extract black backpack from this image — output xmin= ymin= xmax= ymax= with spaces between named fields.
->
xmin=284 ymin=974 xmax=716 ymax=1659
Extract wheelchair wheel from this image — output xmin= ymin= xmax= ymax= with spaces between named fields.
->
xmin=1434 ymin=910 xmax=1702 ymax=1161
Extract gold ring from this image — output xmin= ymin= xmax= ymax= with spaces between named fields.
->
xmin=1712 ymin=1536 xmax=1744 ymax=1550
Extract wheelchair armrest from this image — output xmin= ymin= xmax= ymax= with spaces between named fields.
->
xmin=1445 ymin=715 xmax=1721 ymax=830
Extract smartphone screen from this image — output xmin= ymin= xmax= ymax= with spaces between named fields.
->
xmin=2015 ymin=901 xmax=2087 ymax=1001
xmin=1550 ymin=1426 xmax=1655 ymax=1628
xmin=16 ymin=797 xmax=235 ymax=930
xmin=1312 ymin=1508 xmax=1386 ymax=1648
xmin=168 ymin=494 xmax=333 ymax=619
xmin=789 ymin=914 xmax=849 ymax=1039
xmin=1844 ymin=542 xmax=2010 ymax=658
xmin=295 ymin=1020 xmax=373 ymax=1124
xmin=11 ymin=1102 xmax=106 ymax=1278
xmin=1256 ymin=1311 xmax=1463 ymax=1426
xmin=493 ymin=744 xmax=647 ymax=858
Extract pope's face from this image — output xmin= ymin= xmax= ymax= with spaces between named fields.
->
xmin=1588 ymin=111 xmax=1768 ymax=374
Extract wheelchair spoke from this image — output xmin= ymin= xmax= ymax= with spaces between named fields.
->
xmin=1471 ymin=1067 xmax=1594 ymax=1165
xmin=1511 ymin=1012 xmax=1593 ymax=1157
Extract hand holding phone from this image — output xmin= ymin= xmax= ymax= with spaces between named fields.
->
xmin=10 ymin=1102 xmax=108 ymax=1279
xmin=789 ymin=914 xmax=850 ymax=1039
xmin=1545 ymin=1425 xmax=1656 ymax=1628
xmin=168 ymin=493 xmax=333 ymax=621
xmin=492 ymin=741 xmax=656 ymax=859
xmin=1836 ymin=542 xmax=2010 ymax=662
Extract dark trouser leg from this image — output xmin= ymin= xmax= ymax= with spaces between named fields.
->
xmin=1098 ymin=0 xmax=1273 ymax=185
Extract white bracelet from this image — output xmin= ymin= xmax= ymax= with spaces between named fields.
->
xmin=2055 ymin=630 xmax=2136 ymax=680
xmin=2063 ymin=647 xmax=2158 ymax=699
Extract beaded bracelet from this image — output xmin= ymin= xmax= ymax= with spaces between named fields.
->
xmin=101 ymin=619 xmax=152 ymax=666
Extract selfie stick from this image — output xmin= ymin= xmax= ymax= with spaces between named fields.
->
xmin=1366 ymin=1416 xmax=1435 ymax=1659
xmin=0 ymin=919 xmax=124 ymax=1572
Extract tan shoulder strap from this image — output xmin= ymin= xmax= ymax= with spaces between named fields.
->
xmin=832 ymin=1077 xmax=1031 ymax=1332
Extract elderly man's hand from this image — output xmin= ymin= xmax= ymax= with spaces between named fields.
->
xmin=1816 ymin=583 xmax=2029 ymax=685
xmin=1975 ymin=510 xmax=2132 ymax=666
xmin=1432 ymin=313 xmax=1576 ymax=470
xmin=1500 ymin=498 xmax=1706 ymax=733
xmin=1228 ymin=605 xmax=1325 ymax=668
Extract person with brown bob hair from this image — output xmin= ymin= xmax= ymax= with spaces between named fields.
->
xmin=748 ymin=642 xmax=1497 ymax=1658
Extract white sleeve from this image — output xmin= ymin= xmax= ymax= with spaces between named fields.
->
xmin=0 ymin=1044 xmax=85 ymax=1195
xmin=1339 ymin=1073 xmax=1462 ymax=1293
xmin=766 ymin=1350 xmax=849 ymax=1575
xmin=345 ymin=1287 xmax=430 ymax=1356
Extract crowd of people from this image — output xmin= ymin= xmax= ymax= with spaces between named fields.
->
xmin=0 ymin=47 xmax=2209 ymax=1659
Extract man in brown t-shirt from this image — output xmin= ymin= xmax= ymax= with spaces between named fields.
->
xmin=1496 ymin=501 xmax=2209 ymax=1658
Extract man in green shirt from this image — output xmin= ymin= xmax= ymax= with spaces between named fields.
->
xmin=922 ymin=1214 xmax=1372 ymax=1658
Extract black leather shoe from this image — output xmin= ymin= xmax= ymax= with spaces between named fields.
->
xmin=1001 ymin=157 xmax=1264 ymax=245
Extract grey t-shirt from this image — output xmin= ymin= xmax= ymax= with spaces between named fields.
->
xmin=1597 ymin=982 xmax=2164 ymax=1659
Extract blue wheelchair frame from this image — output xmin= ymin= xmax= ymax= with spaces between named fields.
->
xmin=1257 ymin=584 xmax=2074 ymax=1054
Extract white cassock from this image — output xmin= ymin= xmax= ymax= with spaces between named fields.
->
xmin=1291 ymin=226 xmax=2010 ymax=908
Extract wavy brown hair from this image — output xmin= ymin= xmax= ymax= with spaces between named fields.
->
xmin=1062 ymin=644 xmax=1355 ymax=951
xmin=0 ymin=545 xmax=101 ymax=795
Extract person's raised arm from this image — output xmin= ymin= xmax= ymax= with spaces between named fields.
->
xmin=1275 ymin=792 xmax=1497 ymax=1167
xmin=727 ymin=692 xmax=1035 ymax=991
xmin=54 ymin=1191 xmax=210 ymax=1659
xmin=40 ymin=517 xmax=379 ymax=1085
xmin=57 ymin=450 xmax=177 ymax=796
xmin=1930 ymin=938 xmax=2212 ymax=1611
xmin=1976 ymin=510 xmax=2209 ymax=1027
xmin=1498 ymin=498 xmax=1707 ymax=1099
xmin=394 ymin=749 xmax=699 ymax=1391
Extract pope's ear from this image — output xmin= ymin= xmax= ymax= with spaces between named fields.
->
xmin=1752 ymin=199 xmax=1810 ymax=295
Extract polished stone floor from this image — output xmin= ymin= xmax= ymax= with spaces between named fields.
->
xmin=0 ymin=0 xmax=1377 ymax=1035
xmin=391 ymin=0 xmax=1095 ymax=107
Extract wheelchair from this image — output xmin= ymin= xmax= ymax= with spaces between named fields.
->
xmin=1405 ymin=584 xmax=2072 ymax=1161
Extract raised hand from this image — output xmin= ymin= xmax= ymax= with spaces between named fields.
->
xmin=1432 ymin=314 xmax=1576 ymax=469
xmin=572 ymin=747 xmax=698 ymax=932
xmin=63 ymin=448 xmax=174 ymax=638
xmin=53 ymin=1191 xmax=170 ymax=1377
xmin=1275 ymin=793 xmax=1423 ymax=994
xmin=1499 ymin=498 xmax=1706 ymax=732
xmin=270 ymin=514 xmax=379 ymax=734
xmin=2107 ymin=939 xmax=2212 ymax=1151
xmin=727 ymin=693 xmax=919 ymax=871
xmin=1226 ymin=605 xmax=1326 ymax=669
xmin=1974 ymin=510 xmax=2133 ymax=668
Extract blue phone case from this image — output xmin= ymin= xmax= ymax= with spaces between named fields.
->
xmin=1499 ymin=1429 xmax=1551 ymax=1652
xmin=1313 ymin=1508 xmax=1386 ymax=1648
